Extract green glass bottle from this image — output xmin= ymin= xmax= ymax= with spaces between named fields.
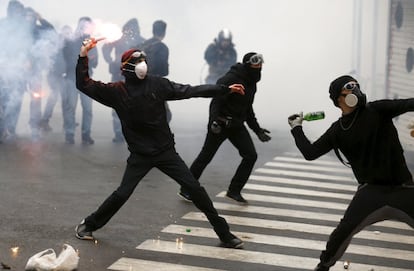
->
xmin=303 ymin=111 xmax=325 ymax=121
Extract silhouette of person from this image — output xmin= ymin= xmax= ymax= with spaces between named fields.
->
xmin=204 ymin=28 xmax=237 ymax=84
xmin=102 ymin=18 xmax=145 ymax=143
xmin=62 ymin=16 xmax=98 ymax=145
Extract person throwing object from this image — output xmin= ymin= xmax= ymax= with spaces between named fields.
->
xmin=288 ymin=75 xmax=414 ymax=271
xmin=74 ymin=37 xmax=245 ymax=249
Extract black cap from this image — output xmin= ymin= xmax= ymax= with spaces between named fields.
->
xmin=329 ymin=75 xmax=357 ymax=106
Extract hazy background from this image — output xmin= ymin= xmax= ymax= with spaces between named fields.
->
xmin=0 ymin=0 xmax=390 ymax=139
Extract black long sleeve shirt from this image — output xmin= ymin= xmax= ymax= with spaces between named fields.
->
xmin=76 ymin=56 xmax=229 ymax=156
xmin=291 ymin=99 xmax=414 ymax=185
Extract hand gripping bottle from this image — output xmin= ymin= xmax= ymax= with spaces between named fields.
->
xmin=303 ymin=111 xmax=325 ymax=121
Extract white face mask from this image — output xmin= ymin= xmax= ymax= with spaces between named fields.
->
xmin=134 ymin=61 xmax=147 ymax=79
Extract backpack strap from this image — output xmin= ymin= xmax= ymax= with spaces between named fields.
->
xmin=333 ymin=147 xmax=351 ymax=168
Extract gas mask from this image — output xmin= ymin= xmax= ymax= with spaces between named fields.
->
xmin=342 ymin=82 xmax=367 ymax=108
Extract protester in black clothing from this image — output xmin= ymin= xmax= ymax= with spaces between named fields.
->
xmin=288 ymin=75 xmax=414 ymax=271
xmin=178 ymin=52 xmax=271 ymax=204
xmin=102 ymin=18 xmax=145 ymax=143
xmin=204 ymin=28 xmax=237 ymax=84
xmin=140 ymin=20 xmax=171 ymax=122
xmin=74 ymin=39 xmax=246 ymax=248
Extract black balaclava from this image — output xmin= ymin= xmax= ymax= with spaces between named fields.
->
xmin=242 ymin=52 xmax=262 ymax=83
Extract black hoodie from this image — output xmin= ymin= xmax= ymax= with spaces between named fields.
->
xmin=212 ymin=63 xmax=261 ymax=133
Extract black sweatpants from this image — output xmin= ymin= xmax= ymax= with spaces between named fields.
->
xmin=84 ymin=148 xmax=233 ymax=241
xmin=185 ymin=125 xmax=257 ymax=194
xmin=319 ymin=182 xmax=414 ymax=268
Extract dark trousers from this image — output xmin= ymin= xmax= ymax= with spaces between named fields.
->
xmin=84 ymin=148 xmax=233 ymax=241
xmin=319 ymin=183 xmax=414 ymax=269
xmin=186 ymin=125 xmax=257 ymax=194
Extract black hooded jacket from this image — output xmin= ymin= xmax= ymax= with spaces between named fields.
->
xmin=291 ymin=99 xmax=414 ymax=185
xmin=212 ymin=63 xmax=261 ymax=133
xmin=76 ymin=56 xmax=230 ymax=156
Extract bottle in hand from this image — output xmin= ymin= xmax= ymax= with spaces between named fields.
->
xmin=303 ymin=111 xmax=325 ymax=121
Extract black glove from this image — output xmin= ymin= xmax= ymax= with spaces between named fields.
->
xmin=257 ymin=128 xmax=271 ymax=142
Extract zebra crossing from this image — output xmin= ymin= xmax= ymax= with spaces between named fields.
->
xmin=107 ymin=153 xmax=414 ymax=271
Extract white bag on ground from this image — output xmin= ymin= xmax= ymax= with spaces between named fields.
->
xmin=25 ymin=249 xmax=56 ymax=271
xmin=25 ymin=244 xmax=79 ymax=271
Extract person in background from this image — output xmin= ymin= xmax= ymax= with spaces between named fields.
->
xmin=62 ymin=16 xmax=98 ymax=145
xmin=139 ymin=20 xmax=171 ymax=122
xmin=24 ymin=6 xmax=56 ymax=141
xmin=178 ymin=52 xmax=271 ymax=204
xmin=102 ymin=18 xmax=145 ymax=143
xmin=288 ymin=75 xmax=414 ymax=271
xmin=204 ymin=28 xmax=237 ymax=84
xmin=0 ymin=0 xmax=29 ymax=142
xmin=74 ymin=39 xmax=246 ymax=249
xmin=40 ymin=25 xmax=72 ymax=133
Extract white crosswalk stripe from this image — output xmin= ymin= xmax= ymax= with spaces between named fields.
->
xmin=107 ymin=153 xmax=414 ymax=271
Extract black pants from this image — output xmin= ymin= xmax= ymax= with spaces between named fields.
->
xmin=84 ymin=148 xmax=233 ymax=241
xmin=319 ymin=183 xmax=414 ymax=269
xmin=184 ymin=125 xmax=257 ymax=194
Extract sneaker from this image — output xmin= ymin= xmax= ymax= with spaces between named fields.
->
xmin=177 ymin=191 xmax=192 ymax=202
xmin=220 ymin=234 xmax=244 ymax=249
xmin=75 ymin=219 xmax=94 ymax=240
xmin=226 ymin=191 xmax=248 ymax=204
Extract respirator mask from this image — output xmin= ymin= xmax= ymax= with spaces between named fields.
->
xmin=341 ymin=82 xmax=366 ymax=107
xmin=122 ymin=61 xmax=147 ymax=79
xmin=133 ymin=61 xmax=148 ymax=79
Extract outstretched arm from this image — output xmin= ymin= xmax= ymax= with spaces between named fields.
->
xmin=164 ymin=80 xmax=245 ymax=100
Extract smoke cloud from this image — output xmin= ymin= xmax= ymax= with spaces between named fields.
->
xmin=0 ymin=0 xmax=387 ymax=139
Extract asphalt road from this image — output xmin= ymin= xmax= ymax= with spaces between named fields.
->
xmin=0 ymin=104 xmax=295 ymax=270
xmin=2 ymin=100 xmax=414 ymax=271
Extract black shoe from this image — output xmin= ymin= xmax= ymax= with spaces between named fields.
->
xmin=177 ymin=191 xmax=192 ymax=202
xmin=226 ymin=191 xmax=248 ymax=204
xmin=39 ymin=120 xmax=52 ymax=132
xmin=75 ymin=219 xmax=94 ymax=240
xmin=314 ymin=263 xmax=329 ymax=271
xmin=220 ymin=234 xmax=244 ymax=249
xmin=82 ymin=136 xmax=95 ymax=145
xmin=112 ymin=135 xmax=125 ymax=143
xmin=65 ymin=134 xmax=75 ymax=145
